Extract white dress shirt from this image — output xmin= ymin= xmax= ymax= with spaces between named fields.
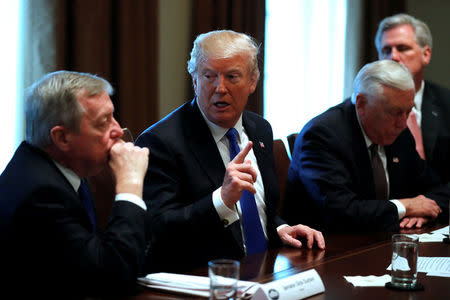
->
xmin=197 ymin=106 xmax=271 ymax=237
xmin=413 ymin=80 xmax=425 ymax=128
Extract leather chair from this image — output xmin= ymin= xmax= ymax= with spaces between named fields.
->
xmin=272 ymin=139 xmax=291 ymax=214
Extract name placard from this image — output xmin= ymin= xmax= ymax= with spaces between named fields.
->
xmin=251 ymin=269 xmax=324 ymax=300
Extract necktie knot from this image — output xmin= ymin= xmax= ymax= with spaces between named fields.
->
xmin=225 ymin=128 xmax=238 ymax=143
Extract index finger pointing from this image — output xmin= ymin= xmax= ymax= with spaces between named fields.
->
xmin=232 ymin=141 xmax=253 ymax=164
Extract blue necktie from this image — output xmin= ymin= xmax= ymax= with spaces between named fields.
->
xmin=225 ymin=128 xmax=267 ymax=255
xmin=78 ymin=179 xmax=97 ymax=232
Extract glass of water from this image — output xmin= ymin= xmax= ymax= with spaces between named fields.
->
xmin=121 ymin=127 xmax=134 ymax=143
xmin=390 ymin=234 xmax=419 ymax=288
xmin=208 ymin=259 xmax=240 ymax=300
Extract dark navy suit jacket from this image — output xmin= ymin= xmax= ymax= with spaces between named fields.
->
xmin=421 ymin=81 xmax=450 ymax=186
xmin=0 ymin=142 xmax=147 ymax=298
xmin=136 ymin=100 xmax=284 ymax=272
xmin=284 ymin=99 xmax=449 ymax=232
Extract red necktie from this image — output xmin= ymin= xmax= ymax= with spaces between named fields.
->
xmin=407 ymin=111 xmax=425 ymax=160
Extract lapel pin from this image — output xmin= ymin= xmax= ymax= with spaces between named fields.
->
xmin=393 ymin=157 xmax=399 ymax=163
xmin=259 ymin=141 xmax=265 ymax=149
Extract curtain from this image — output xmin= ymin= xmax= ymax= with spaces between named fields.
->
xmin=191 ymin=0 xmax=266 ymax=115
xmin=361 ymin=0 xmax=406 ymax=63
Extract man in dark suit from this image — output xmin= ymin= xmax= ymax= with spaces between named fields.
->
xmin=376 ymin=13 xmax=450 ymax=187
xmin=136 ymin=30 xmax=324 ymax=273
xmin=0 ymin=71 xmax=150 ymax=298
xmin=285 ymin=60 xmax=449 ymax=233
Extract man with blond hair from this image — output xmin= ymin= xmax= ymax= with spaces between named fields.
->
xmin=136 ymin=30 xmax=324 ymax=273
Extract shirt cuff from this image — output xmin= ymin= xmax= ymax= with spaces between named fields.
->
xmin=115 ymin=193 xmax=146 ymax=210
xmin=390 ymin=199 xmax=406 ymax=219
xmin=276 ymin=224 xmax=289 ymax=232
xmin=212 ymin=187 xmax=239 ymax=227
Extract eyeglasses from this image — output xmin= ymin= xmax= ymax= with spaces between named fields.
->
xmin=121 ymin=127 xmax=135 ymax=143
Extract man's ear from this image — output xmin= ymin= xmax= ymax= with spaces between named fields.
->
xmin=50 ymin=126 xmax=71 ymax=152
xmin=421 ymin=45 xmax=432 ymax=67
xmin=192 ymin=74 xmax=198 ymax=95
xmin=248 ymin=73 xmax=258 ymax=95
xmin=355 ymin=94 xmax=367 ymax=117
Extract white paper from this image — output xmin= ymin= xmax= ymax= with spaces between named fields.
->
xmin=138 ymin=272 xmax=258 ymax=298
xmin=417 ymin=233 xmax=446 ymax=242
xmin=426 ymin=271 xmax=450 ymax=277
xmin=431 ymin=225 xmax=449 ymax=235
xmin=343 ymin=274 xmax=391 ymax=287
xmin=251 ymin=269 xmax=324 ymax=300
xmin=417 ymin=257 xmax=450 ymax=273
xmin=392 ymin=255 xmax=410 ymax=271
xmin=387 ymin=257 xmax=450 ymax=275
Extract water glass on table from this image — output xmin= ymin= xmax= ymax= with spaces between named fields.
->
xmin=389 ymin=234 xmax=420 ymax=289
xmin=121 ymin=127 xmax=135 ymax=143
xmin=208 ymin=259 xmax=240 ymax=300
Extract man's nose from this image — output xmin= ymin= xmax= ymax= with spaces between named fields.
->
xmin=390 ymin=48 xmax=400 ymax=62
xmin=111 ymin=119 xmax=123 ymax=139
xmin=214 ymin=76 xmax=227 ymax=93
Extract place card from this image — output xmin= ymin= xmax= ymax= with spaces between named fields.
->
xmin=251 ymin=269 xmax=324 ymax=300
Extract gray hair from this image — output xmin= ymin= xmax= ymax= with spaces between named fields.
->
xmin=375 ymin=13 xmax=432 ymax=52
xmin=25 ymin=70 xmax=113 ymax=148
xmin=351 ymin=60 xmax=414 ymax=104
xmin=187 ymin=30 xmax=260 ymax=81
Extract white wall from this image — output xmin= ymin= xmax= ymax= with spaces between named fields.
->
xmin=407 ymin=0 xmax=450 ymax=88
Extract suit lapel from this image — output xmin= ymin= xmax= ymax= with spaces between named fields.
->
xmin=242 ymin=112 xmax=272 ymax=203
xmin=346 ymin=102 xmax=377 ymax=198
xmin=421 ymin=82 xmax=439 ymax=160
xmin=184 ymin=100 xmax=227 ymax=189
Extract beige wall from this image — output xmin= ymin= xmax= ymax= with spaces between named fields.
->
xmin=407 ymin=0 xmax=450 ymax=89
xmin=158 ymin=0 xmax=193 ymax=119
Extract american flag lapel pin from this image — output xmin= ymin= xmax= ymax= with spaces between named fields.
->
xmin=259 ymin=141 xmax=265 ymax=149
xmin=393 ymin=157 xmax=399 ymax=163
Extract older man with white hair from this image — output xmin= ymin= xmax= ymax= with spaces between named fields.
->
xmin=285 ymin=60 xmax=449 ymax=232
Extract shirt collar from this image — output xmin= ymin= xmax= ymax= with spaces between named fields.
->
xmin=413 ymin=80 xmax=425 ymax=114
xmin=52 ymin=160 xmax=81 ymax=192
xmin=196 ymin=98 xmax=244 ymax=143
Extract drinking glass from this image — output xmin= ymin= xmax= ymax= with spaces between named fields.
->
xmin=390 ymin=234 xmax=419 ymax=288
xmin=121 ymin=127 xmax=134 ymax=143
xmin=208 ymin=259 xmax=240 ymax=300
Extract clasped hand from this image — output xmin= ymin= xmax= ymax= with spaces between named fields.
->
xmin=109 ymin=141 xmax=149 ymax=197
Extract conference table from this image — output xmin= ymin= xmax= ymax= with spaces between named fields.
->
xmin=128 ymin=224 xmax=449 ymax=299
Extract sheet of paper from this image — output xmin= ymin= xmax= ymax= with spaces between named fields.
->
xmin=138 ymin=272 xmax=258 ymax=298
xmin=431 ymin=226 xmax=449 ymax=235
xmin=343 ymin=275 xmax=391 ymax=287
xmin=417 ymin=257 xmax=450 ymax=273
xmin=387 ymin=257 xmax=450 ymax=276
xmin=418 ymin=233 xmax=446 ymax=242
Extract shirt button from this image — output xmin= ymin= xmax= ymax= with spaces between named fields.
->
xmin=222 ymin=219 xmax=229 ymax=226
